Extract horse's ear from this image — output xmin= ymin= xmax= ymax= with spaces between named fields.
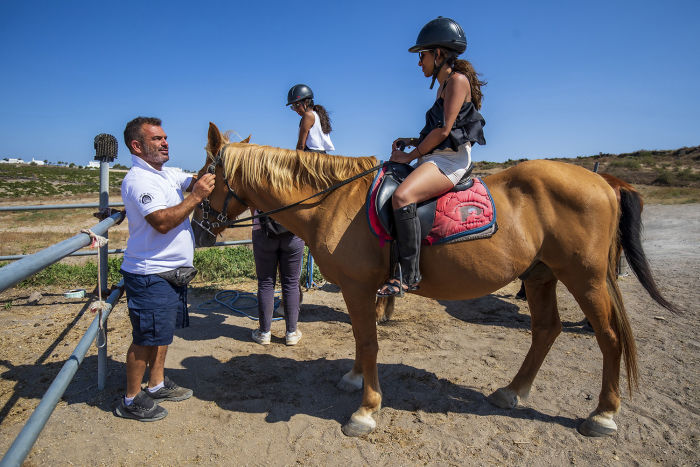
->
xmin=240 ymin=134 xmax=251 ymax=144
xmin=208 ymin=122 xmax=224 ymax=155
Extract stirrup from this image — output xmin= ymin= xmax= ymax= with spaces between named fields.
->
xmin=377 ymin=263 xmax=419 ymax=298
xmin=376 ymin=277 xmax=419 ymax=298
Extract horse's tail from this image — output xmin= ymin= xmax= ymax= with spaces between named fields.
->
xmin=616 ymin=186 xmax=677 ymax=313
xmin=605 ymin=237 xmax=639 ymax=393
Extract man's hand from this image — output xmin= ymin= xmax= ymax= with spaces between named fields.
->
xmin=191 ymin=173 xmax=216 ymax=202
xmin=145 ymin=173 xmax=216 ymax=234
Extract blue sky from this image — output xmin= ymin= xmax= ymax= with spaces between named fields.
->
xmin=1 ymin=0 xmax=698 ymax=171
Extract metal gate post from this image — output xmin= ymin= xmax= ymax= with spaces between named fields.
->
xmin=98 ymin=161 xmax=109 ymax=390
xmin=94 ymin=134 xmax=118 ymax=391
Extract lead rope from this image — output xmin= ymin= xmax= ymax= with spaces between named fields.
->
xmin=81 ymin=229 xmax=109 ymax=348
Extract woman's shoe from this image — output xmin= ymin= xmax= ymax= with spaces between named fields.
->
xmin=285 ymin=329 xmax=302 ymax=346
xmin=251 ymin=329 xmax=271 ymax=345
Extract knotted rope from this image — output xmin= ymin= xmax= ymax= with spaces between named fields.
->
xmin=81 ymin=229 xmax=110 ymax=348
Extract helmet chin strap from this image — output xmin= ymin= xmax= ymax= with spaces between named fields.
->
xmin=430 ymin=52 xmax=457 ymax=89
xmin=430 ymin=55 xmax=444 ymax=90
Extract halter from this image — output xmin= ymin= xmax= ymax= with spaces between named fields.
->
xmin=195 ymin=148 xmax=384 ymax=237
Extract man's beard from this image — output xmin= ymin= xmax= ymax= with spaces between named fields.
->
xmin=142 ymin=144 xmax=168 ymax=164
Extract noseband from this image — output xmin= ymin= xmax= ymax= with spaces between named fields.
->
xmin=195 ymin=151 xmax=247 ymax=236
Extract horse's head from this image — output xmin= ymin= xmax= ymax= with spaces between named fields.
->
xmin=191 ymin=122 xmax=251 ymax=247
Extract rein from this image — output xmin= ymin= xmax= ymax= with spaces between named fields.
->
xmin=197 ymin=149 xmax=384 ymax=233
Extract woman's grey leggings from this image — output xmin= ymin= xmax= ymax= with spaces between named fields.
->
xmin=252 ymin=229 xmax=305 ymax=333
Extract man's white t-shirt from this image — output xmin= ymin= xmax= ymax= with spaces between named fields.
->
xmin=120 ymin=155 xmax=194 ymax=274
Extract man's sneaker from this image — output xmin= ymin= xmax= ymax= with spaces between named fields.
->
xmin=285 ymin=329 xmax=302 ymax=346
xmin=252 ymin=329 xmax=271 ymax=345
xmin=145 ymin=376 xmax=193 ymax=402
xmin=114 ymin=390 xmax=168 ymax=422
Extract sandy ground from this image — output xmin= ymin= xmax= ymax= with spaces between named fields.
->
xmin=0 ymin=204 xmax=698 ymax=466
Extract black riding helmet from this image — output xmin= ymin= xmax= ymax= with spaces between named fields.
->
xmin=409 ymin=17 xmax=467 ymax=89
xmin=409 ymin=17 xmax=467 ymax=54
xmin=286 ymin=84 xmax=314 ymax=106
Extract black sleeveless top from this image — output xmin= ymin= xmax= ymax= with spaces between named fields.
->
xmin=418 ymin=79 xmax=486 ymax=152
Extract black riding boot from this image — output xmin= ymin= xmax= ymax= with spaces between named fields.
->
xmin=393 ymin=203 xmax=422 ymax=288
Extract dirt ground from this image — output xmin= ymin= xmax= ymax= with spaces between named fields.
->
xmin=0 ymin=204 xmax=698 ymax=466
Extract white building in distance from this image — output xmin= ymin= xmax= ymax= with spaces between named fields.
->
xmin=0 ymin=158 xmax=45 ymax=165
xmin=0 ymin=158 xmax=25 ymax=164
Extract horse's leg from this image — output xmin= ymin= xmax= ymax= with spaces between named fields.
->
xmin=337 ymin=337 xmax=363 ymax=392
xmin=375 ymin=296 xmax=395 ymax=324
xmin=488 ymin=263 xmax=561 ymax=408
xmin=563 ymin=276 xmax=622 ymax=437
xmin=338 ymin=286 xmax=382 ymax=437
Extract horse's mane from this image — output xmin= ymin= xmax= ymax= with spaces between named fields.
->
xmin=218 ymin=143 xmax=379 ymax=193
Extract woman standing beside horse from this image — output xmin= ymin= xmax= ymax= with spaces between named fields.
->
xmin=249 ymin=86 xmax=334 ymax=346
xmin=287 ymin=84 xmax=335 ymax=153
xmin=377 ymin=17 xmax=487 ymax=297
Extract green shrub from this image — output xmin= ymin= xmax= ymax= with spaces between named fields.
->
xmin=638 ymin=154 xmax=656 ymax=167
xmin=653 ymin=170 xmax=674 ymax=186
xmin=675 ymin=168 xmax=700 ymax=183
xmin=609 ymin=158 xmax=641 ymax=169
xmin=634 ymin=150 xmax=653 ymax=159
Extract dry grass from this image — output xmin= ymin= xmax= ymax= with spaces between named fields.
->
xmin=635 ymin=186 xmax=700 ymax=204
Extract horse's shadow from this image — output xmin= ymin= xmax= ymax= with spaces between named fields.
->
xmin=439 ymin=295 xmax=530 ymax=330
xmin=438 ymin=295 xmax=593 ymax=335
xmin=0 ymin=353 xmax=579 ymax=431
xmin=175 ymin=354 xmax=579 ymax=430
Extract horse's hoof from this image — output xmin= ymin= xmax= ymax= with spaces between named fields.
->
xmin=337 ymin=371 xmax=363 ymax=392
xmin=578 ymin=411 xmax=617 ymax=437
xmin=341 ymin=413 xmax=376 ymax=437
xmin=487 ymin=387 xmax=520 ymax=409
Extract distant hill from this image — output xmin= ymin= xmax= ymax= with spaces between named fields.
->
xmin=0 ymin=145 xmax=698 ymax=202
xmin=474 ymin=145 xmax=700 ymax=188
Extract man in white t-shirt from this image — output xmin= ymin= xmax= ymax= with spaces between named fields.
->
xmin=114 ymin=117 xmax=215 ymax=422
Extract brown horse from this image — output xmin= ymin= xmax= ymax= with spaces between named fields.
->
xmin=193 ymin=123 xmax=674 ymax=438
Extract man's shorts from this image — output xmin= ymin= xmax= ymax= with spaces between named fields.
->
xmin=121 ymin=270 xmax=189 ymax=346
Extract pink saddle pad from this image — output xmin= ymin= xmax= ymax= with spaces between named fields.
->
xmin=367 ymin=167 xmax=496 ymax=246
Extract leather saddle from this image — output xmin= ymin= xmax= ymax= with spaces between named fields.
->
xmin=375 ymin=162 xmax=474 ymax=239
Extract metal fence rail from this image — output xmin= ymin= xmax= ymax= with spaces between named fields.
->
xmin=0 ymin=211 xmax=124 ymax=293
xmin=0 ymin=282 xmax=123 ymax=467
xmin=0 ymin=240 xmax=253 ymax=262
xmin=0 ymin=203 xmax=124 ymax=212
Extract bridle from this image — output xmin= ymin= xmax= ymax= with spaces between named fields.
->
xmin=194 ymin=150 xmax=248 ymax=238
xmin=195 ymin=147 xmax=385 ymax=237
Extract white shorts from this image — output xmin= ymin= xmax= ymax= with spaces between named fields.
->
xmin=417 ymin=142 xmax=472 ymax=185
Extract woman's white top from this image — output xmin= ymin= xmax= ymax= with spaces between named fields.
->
xmin=305 ymin=111 xmax=335 ymax=152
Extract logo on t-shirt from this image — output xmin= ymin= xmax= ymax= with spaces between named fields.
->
xmin=140 ymin=193 xmax=154 ymax=205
